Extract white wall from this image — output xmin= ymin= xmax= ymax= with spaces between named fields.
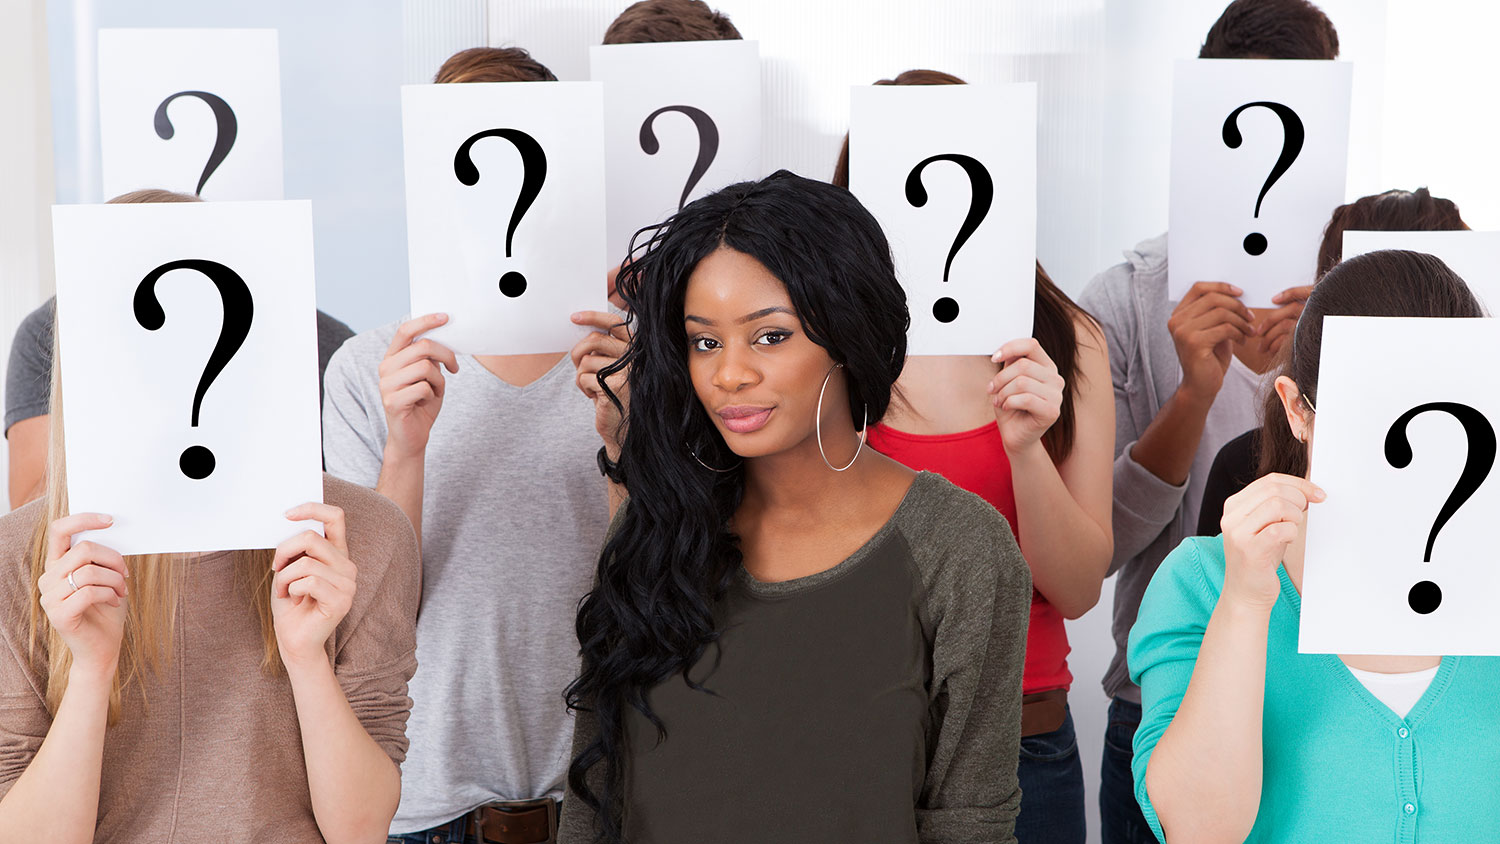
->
xmin=0 ymin=0 xmax=57 ymax=491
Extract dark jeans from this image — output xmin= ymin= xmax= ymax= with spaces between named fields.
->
xmin=1099 ymin=697 xmax=1158 ymax=844
xmin=1015 ymin=704 xmax=1086 ymax=844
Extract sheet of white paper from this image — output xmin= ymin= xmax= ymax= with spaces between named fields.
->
xmin=849 ymin=84 xmax=1036 ymax=355
xmin=52 ymin=201 xmax=323 ymax=555
xmin=1302 ymin=316 xmax=1500 ymax=655
xmin=402 ymin=82 xmax=607 ymax=354
xmin=1168 ymin=60 xmax=1352 ymax=305
xmin=1343 ymin=230 xmax=1500 ymax=316
xmin=590 ymin=40 xmax=762 ymax=269
xmin=98 ymin=29 xmax=283 ymax=201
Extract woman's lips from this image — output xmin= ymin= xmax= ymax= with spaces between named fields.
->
xmin=718 ymin=405 xmax=774 ymax=434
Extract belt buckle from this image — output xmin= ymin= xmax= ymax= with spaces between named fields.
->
xmin=472 ymin=798 xmax=558 ymax=844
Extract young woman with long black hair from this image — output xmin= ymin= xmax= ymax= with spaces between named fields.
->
xmin=834 ymin=69 xmax=1114 ymax=844
xmin=557 ymin=171 xmax=1033 ymax=844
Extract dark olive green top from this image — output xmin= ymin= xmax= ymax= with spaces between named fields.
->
xmin=559 ymin=471 xmax=1032 ymax=844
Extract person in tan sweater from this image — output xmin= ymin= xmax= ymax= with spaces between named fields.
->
xmin=0 ymin=320 xmax=421 ymax=842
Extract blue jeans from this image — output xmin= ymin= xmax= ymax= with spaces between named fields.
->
xmin=1015 ymin=704 xmax=1086 ymax=844
xmin=1099 ymin=697 xmax=1158 ymax=844
xmin=388 ymin=815 xmax=480 ymax=844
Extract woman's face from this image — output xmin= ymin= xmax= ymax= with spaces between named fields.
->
xmin=683 ymin=246 xmax=846 ymax=460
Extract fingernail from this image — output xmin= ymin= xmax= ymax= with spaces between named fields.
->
xmin=284 ymin=508 xmax=297 ymax=518
xmin=103 ymin=515 xmax=114 ymax=525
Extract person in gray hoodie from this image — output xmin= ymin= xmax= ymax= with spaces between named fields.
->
xmin=1077 ymin=2 xmax=1340 ymax=842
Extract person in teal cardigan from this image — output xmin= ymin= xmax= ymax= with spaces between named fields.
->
xmin=1127 ymin=248 xmax=1500 ymax=843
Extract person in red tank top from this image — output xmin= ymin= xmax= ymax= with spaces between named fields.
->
xmin=834 ymin=70 xmax=1116 ymax=844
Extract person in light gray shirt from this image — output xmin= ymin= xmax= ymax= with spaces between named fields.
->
xmin=322 ymin=314 xmax=606 ymax=843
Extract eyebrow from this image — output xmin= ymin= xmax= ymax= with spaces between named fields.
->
xmin=684 ymin=306 xmax=797 ymax=326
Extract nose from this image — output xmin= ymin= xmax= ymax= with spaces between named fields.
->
xmin=712 ymin=341 xmax=761 ymax=393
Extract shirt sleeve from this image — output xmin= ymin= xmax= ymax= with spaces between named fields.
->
xmin=4 ymin=301 xmax=55 ymax=435
xmin=556 ymin=696 xmax=605 ymax=844
xmin=912 ymin=487 xmax=1032 ymax=844
xmin=1126 ymin=536 xmax=1223 ymax=844
xmin=1078 ymin=268 xmax=1189 ymax=575
xmin=0 ymin=638 xmax=47 ymax=801
xmin=320 ymin=340 xmax=385 ymax=489
xmin=328 ymin=478 xmax=421 ymax=767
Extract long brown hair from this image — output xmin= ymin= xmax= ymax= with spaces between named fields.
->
xmin=26 ymin=189 xmax=280 ymax=723
xmin=1315 ymin=188 xmax=1468 ymax=279
xmin=832 ymin=68 xmax=1101 ymax=459
xmin=1257 ymin=250 xmax=1484 ymax=478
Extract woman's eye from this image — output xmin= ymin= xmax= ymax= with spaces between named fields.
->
xmin=757 ymin=330 xmax=792 ymax=346
xmin=691 ymin=337 xmax=721 ymax=352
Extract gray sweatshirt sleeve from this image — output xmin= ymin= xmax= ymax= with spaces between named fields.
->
xmin=1079 ymin=266 xmax=1189 ymax=576
xmin=320 ymin=336 xmax=386 ymax=489
xmin=904 ymin=481 xmax=1032 ymax=844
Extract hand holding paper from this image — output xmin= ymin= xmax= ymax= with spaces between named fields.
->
xmin=1167 ymin=281 xmax=1255 ymax=403
xmin=1221 ymin=474 xmax=1325 ymax=612
xmin=379 ymin=314 xmax=459 ymax=460
xmin=988 ymin=338 xmax=1064 ymax=454
xmin=272 ymin=503 xmax=357 ymax=668
xmin=38 ymin=513 xmax=130 ymax=677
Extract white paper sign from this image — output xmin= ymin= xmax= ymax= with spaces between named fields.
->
xmin=849 ymin=84 xmax=1037 ymax=355
xmin=98 ymin=29 xmax=284 ymax=201
xmin=590 ymin=40 xmax=762 ymax=268
xmin=52 ymin=201 xmax=323 ymax=555
xmin=1343 ymin=230 xmax=1500 ymax=315
xmin=1302 ymin=316 xmax=1500 ymax=655
xmin=1169 ymin=60 xmax=1352 ymax=305
xmin=402 ymin=82 xmax=607 ymax=354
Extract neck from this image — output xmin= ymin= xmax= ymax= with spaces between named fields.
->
xmin=740 ymin=417 xmax=876 ymax=515
xmin=472 ymin=352 xmax=565 ymax=387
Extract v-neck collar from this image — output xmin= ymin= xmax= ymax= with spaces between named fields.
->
xmin=1276 ymin=564 xmax=1459 ymax=727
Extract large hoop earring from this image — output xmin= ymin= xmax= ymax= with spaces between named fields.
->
xmin=817 ymin=363 xmax=868 ymax=472
xmin=686 ymin=438 xmax=741 ymax=473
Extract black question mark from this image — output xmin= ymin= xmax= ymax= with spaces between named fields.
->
xmin=1384 ymin=402 xmax=1497 ymax=614
xmin=639 ymin=105 xmax=720 ymax=211
xmin=1221 ymin=101 xmax=1304 ymax=257
xmin=154 ymin=91 xmax=238 ymax=197
xmin=454 ymin=128 xmax=547 ymax=298
xmin=134 ymin=259 xmax=254 ymax=480
xmin=905 ymin=154 xmax=995 ymax=324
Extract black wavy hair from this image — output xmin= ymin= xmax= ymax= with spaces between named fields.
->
xmin=565 ymin=170 xmax=909 ymax=842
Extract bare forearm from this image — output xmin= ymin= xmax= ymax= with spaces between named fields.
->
xmin=375 ymin=447 xmax=424 ymax=543
xmin=1146 ymin=600 xmax=1269 ymax=843
xmin=286 ymin=658 xmax=401 ymax=844
xmin=1009 ymin=443 xmax=1110 ymax=618
xmin=0 ymin=666 xmax=111 ymax=841
xmin=1131 ymin=389 xmax=1214 ymax=487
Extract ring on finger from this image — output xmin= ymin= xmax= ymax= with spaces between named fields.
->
xmin=67 ymin=571 xmax=79 ymax=594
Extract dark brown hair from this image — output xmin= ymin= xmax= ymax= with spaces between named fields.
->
xmin=1315 ymin=188 xmax=1468 ymax=278
xmin=602 ymin=0 xmax=741 ymax=44
xmin=433 ymin=47 xmax=557 ymax=84
xmin=1257 ymin=250 xmax=1483 ymax=478
xmin=1200 ymin=0 xmax=1338 ymax=59
xmin=831 ymin=68 xmax=1100 ymax=460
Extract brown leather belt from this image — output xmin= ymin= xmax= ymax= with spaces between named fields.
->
xmin=467 ymin=798 xmax=558 ymax=844
xmin=1021 ymin=688 xmax=1068 ymax=737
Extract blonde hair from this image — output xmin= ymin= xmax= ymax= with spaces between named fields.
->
xmin=26 ymin=188 xmax=280 ymax=722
